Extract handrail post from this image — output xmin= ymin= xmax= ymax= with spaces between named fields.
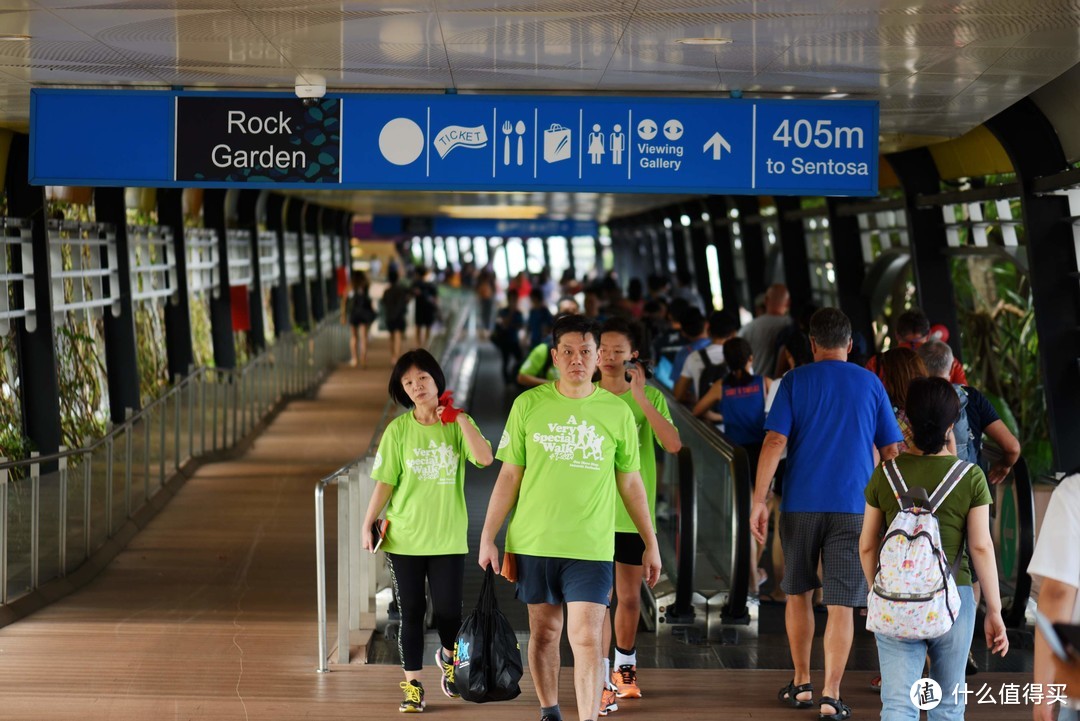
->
xmin=105 ymin=435 xmax=114 ymax=536
xmin=58 ymin=451 xmax=68 ymax=576
xmin=30 ymin=452 xmax=39 ymax=590
xmin=336 ymin=471 xmax=351 ymax=664
xmin=1 ymin=457 xmax=8 ymax=604
xmin=315 ymin=481 xmax=329 ymax=672
xmin=83 ymin=450 xmax=92 ymax=563
xmin=159 ymin=399 xmax=167 ymax=487
xmin=124 ymin=412 xmax=133 ymax=521
xmin=143 ymin=407 xmax=151 ymax=504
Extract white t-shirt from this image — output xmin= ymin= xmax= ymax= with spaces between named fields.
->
xmin=1029 ymin=474 xmax=1080 ymax=624
xmin=679 ymin=343 xmax=725 ymax=396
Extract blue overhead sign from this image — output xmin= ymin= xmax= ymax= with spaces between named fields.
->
xmin=30 ymin=90 xmax=878 ymax=196
xmin=430 ymin=218 xmax=599 ymax=238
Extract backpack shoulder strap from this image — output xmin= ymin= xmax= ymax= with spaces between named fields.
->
xmin=928 ymin=460 xmax=973 ymax=513
xmin=698 ymin=348 xmax=714 ymax=368
xmin=882 ymin=459 xmax=912 ymax=508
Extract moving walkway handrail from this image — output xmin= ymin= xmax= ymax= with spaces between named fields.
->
xmin=650 ymin=382 xmax=752 ymax=623
xmin=981 ymin=441 xmax=1035 ymax=629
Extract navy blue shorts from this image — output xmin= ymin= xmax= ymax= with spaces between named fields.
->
xmin=515 ymin=554 xmax=613 ymax=606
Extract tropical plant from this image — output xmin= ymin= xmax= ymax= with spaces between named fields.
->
xmin=951 ymin=256 xmax=1051 ymax=477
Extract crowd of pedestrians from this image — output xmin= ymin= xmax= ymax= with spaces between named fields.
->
xmin=353 ymin=260 xmax=1077 ymax=720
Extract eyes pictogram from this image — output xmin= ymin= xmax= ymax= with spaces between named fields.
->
xmin=637 ymin=118 xmax=657 ymax=140
xmin=663 ymin=119 xmax=684 ymax=141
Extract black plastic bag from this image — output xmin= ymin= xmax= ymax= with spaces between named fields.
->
xmin=453 ymin=567 xmax=523 ymax=703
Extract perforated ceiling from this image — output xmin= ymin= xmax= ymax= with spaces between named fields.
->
xmin=1 ymin=1 xmax=1079 ymax=217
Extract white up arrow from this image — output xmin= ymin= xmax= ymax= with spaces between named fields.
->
xmin=703 ymin=132 xmax=731 ymax=160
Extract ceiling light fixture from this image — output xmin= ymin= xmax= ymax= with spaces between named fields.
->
xmin=677 ymin=37 xmax=733 ymax=46
xmin=0 ymin=34 xmax=31 ymax=41
xmin=438 ymin=204 xmax=547 ymax=220
xmin=821 ymin=92 xmax=849 ymax=100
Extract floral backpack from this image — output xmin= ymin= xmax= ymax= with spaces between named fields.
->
xmin=866 ymin=458 xmax=972 ymax=640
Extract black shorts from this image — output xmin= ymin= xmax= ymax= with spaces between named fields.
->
xmin=386 ymin=317 xmax=406 ymax=333
xmin=613 ymin=532 xmax=645 ymax=566
xmin=779 ymin=512 xmax=867 ymax=607
xmin=515 ymin=555 xmax=613 ymax=606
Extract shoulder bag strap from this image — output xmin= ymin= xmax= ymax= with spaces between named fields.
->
xmin=928 ymin=460 xmax=973 ymax=514
xmin=882 ymin=459 xmax=911 ymax=508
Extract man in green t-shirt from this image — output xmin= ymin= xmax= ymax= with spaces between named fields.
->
xmin=479 ymin=314 xmax=661 ymax=721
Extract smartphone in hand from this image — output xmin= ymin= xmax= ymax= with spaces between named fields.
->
xmin=370 ymin=519 xmax=389 ymax=554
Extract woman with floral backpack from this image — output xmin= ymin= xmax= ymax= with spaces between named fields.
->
xmin=859 ymin=377 xmax=1008 ymax=721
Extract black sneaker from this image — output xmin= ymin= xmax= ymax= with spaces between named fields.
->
xmin=540 ymin=716 xmax=561 ymax=721
xmin=399 ymin=680 xmax=425 ymax=713
xmin=435 ymin=648 xmax=459 ymax=698
xmin=966 ymin=651 xmax=978 ymax=676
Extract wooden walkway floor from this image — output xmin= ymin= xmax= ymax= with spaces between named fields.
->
xmin=0 ymin=335 xmax=1034 ymax=720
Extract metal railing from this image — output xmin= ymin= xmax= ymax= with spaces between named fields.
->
xmin=1 ymin=318 xmax=348 ymax=613
xmin=314 ymin=290 xmax=473 ymax=672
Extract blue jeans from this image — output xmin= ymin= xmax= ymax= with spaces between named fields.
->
xmin=875 ymin=585 xmax=976 ymax=721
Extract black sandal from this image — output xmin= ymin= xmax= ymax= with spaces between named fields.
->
xmin=777 ymin=680 xmax=814 ymax=709
xmin=818 ymin=696 xmax=851 ymax=721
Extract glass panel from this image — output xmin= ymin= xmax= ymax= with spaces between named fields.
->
xmin=6 ymin=473 xmax=32 ymax=601
xmin=65 ymin=456 xmax=87 ymax=573
xmin=36 ymin=468 xmax=62 ymax=586
xmin=88 ymin=442 xmax=110 ymax=553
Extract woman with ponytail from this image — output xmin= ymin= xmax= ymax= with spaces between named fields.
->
xmin=693 ymin=336 xmax=772 ymax=589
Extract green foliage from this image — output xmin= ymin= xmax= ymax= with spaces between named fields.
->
xmin=0 ymin=327 xmax=32 ymax=464
xmin=189 ymin=293 xmax=215 ymax=368
xmin=134 ymin=301 xmax=169 ymax=398
xmin=54 ymin=322 xmax=109 ymax=448
xmin=951 ymin=257 xmax=1051 ymax=476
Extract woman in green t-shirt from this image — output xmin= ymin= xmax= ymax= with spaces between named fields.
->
xmin=859 ymin=377 xmax=1008 ymax=721
xmin=362 ymin=349 xmax=493 ymax=713
xmin=596 ymin=317 xmax=682 ymax=713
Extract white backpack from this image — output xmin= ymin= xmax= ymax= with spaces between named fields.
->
xmin=866 ymin=459 xmax=972 ymax=641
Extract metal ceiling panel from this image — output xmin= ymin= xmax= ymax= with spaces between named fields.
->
xmin=437 ymin=11 xmax=632 ymax=46
xmin=1 ymin=0 xmax=1079 ymax=213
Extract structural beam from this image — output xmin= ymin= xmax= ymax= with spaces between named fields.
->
xmin=202 ymin=189 xmax=237 ymax=369
xmin=985 ymin=98 xmax=1080 ymax=473
xmin=885 ymin=148 xmax=962 ymax=359
xmin=93 ymin=187 xmax=142 ymax=421
xmin=5 ymin=134 xmax=61 ymax=457
xmin=826 ymin=197 xmax=873 ymax=345
xmin=156 ymin=188 xmax=195 ymax=378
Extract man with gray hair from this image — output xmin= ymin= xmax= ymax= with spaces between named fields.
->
xmin=917 ymin=340 xmax=1019 ymax=485
xmin=750 ymin=307 xmax=902 ymax=720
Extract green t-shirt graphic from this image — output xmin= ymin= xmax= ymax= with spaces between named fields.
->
xmin=371 ymin=411 xmax=489 ymax=556
xmin=607 ymin=385 xmax=673 ymax=534
xmin=864 ymin=453 xmax=992 ymax=586
xmin=497 ymin=383 xmax=640 ymax=562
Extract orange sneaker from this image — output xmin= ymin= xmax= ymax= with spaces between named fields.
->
xmin=599 ymin=683 xmax=619 ymax=716
xmin=612 ymin=664 xmax=641 ymax=699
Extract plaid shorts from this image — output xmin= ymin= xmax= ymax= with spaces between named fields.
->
xmin=779 ymin=512 xmax=868 ymax=607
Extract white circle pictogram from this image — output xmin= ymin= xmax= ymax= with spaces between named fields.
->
xmin=637 ymin=118 xmax=657 ymax=140
xmin=909 ymin=678 xmax=943 ymax=710
xmin=663 ymin=118 xmax=684 ymax=141
xmin=379 ymin=117 xmax=424 ymax=166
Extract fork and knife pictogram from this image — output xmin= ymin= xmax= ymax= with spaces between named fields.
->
xmin=502 ymin=119 xmax=526 ymax=166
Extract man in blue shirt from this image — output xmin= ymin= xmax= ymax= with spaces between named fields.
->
xmin=750 ymin=308 xmax=902 ymax=721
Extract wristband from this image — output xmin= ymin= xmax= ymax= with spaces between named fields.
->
xmin=438 ymin=390 xmax=463 ymax=424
